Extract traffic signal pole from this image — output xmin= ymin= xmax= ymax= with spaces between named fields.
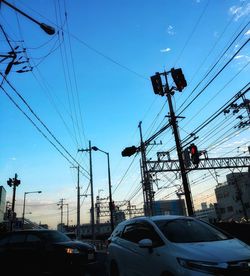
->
xmin=7 ymin=173 xmax=21 ymax=231
xmin=163 ymin=72 xmax=194 ymax=216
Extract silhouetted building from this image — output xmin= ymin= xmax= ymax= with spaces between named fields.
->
xmin=195 ymin=202 xmax=218 ymax=222
xmin=0 ymin=186 xmax=6 ymax=222
xmin=215 ymin=172 xmax=250 ymax=222
xmin=153 ymin=199 xmax=186 ymax=216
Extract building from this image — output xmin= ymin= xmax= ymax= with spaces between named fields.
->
xmin=114 ymin=210 xmax=126 ymax=224
xmin=215 ymin=172 xmax=250 ymax=222
xmin=0 ymin=186 xmax=6 ymax=222
xmin=153 ymin=199 xmax=186 ymax=216
xmin=194 ymin=202 xmax=218 ymax=222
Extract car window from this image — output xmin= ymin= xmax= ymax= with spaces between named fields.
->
xmin=121 ymin=222 xmax=164 ymax=247
xmin=155 ymin=219 xmax=231 ymax=243
xmin=121 ymin=223 xmax=138 ymax=243
xmin=26 ymin=234 xmax=41 ymax=242
xmin=136 ymin=222 xmax=164 ymax=247
xmin=39 ymin=231 xmax=71 ymax=242
xmin=9 ymin=233 xmax=26 ymax=244
xmin=111 ymin=224 xmax=124 ymax=238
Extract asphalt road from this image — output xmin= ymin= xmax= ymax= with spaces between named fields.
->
xmin=87 ymin=251 xmax=108 ymax=276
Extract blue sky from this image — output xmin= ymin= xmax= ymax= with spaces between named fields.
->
xmin=0 ymin=0 xmax=249 ymax=228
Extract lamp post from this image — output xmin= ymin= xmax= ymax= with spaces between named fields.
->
xmin=92 ymin=146 xmax=114 ymax=232
xmin=22 ymin=191 xmax=42 ymax=229
xmin=78 ymin=141 xmax=95 ymax=240
xmin=1 ymin=0 xmax=55 ymax=35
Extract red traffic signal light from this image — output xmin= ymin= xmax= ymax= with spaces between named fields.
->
xmin=171 ymin=68 xmax=187 ymax=92
xmin=150 ymin=72 xmax=164 ymax=96
xmin=189 ymin=144 xmax=200 ymax=165
xmin=121 ymin=146 xmax=137 ymax=157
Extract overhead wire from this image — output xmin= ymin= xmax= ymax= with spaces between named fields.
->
xmin=0 ymin=77 xmax=90 ymax=178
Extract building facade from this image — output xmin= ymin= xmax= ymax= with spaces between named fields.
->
xmin=153 ymin=199 xmax=186 ymax=216
xmin=215 ymin=172 xmax=250 ymax=222
xmin=0 ymin=186 xmax=6 ymax=222
xmin=194 ymin=202 xmax=218 ymax=222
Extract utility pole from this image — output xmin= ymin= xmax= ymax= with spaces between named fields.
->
xmin=139 ymin=121 xmax=154 ymax=216
xmin=65 ymin=203 xmax=69 ymax=228
xmin=150 ymin=69 xmax=194 ymax=216
xmin=163 ymin=71 xmax=194 ymax=216
xmin=71 ymin=165 xmax=80 ymax=239
xmin=7 ymin=173 xmax=21 ymax=231
xmin=57 ymin=198 xmax=65 ymax=232
xmin=78 ymin=141 xmax=95 ymax=240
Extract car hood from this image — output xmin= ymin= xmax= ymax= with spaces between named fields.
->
xmin=172 ymin=238 xmax=250 ymax=262
xmin=55 ymin=240 xmax=94 ymax=250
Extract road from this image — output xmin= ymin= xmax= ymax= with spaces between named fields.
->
xmin=87 ymin=251 xmax=108 ymax=276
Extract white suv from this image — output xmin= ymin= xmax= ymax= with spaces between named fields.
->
xmin=106 ymin=215 xmax=250 ymax=276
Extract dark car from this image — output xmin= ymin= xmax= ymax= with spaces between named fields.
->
xmin=0 ymin=229 xmax=96 ymax=275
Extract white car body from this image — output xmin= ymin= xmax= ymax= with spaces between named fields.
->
xmin=106 ymin=215 xmax=250 ymax=276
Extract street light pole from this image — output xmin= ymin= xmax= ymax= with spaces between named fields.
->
xmin=92 ymin=146 xmax=114 ymax=232
xmin=22 ymin=190 xmax=42 ymax=229
xmin=78 ymin=141 xmax=95 ymax=240
xmin=1 ymin=0 xmax=55 ymax=35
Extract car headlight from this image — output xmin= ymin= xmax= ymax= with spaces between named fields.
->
xmin=65 ymin=248 xmax=80 ymax=254
xmin=177 ymin=258 xmax=228 ymax=274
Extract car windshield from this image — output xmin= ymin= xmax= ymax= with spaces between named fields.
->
xmin=155 ymin=219 xmax=232 ymax=243
xmin=39 ymin=231 xmax=71 ymax=242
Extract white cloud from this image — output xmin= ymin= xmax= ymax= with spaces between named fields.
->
xmin=234 ymin=54 xmax=250 ymax=62
xmin=229 ymin=3 xmax=250 ymax=21
xmin=160 ymin=48 xmax=171 ymax=53
xmin=244 ymin=29 xmax=250 ymax=36
xmin=235 ymin=55 xmax=244 ymax=59
xmin=167 ymin=25 xmax=175 ymax=35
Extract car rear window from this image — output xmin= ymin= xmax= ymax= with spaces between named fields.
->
xmin=39 ymin=231 xmax=71 ymax=242
xmin=155 ymin=219 xmax=231 ymax=243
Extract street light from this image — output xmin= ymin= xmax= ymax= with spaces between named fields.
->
xmin=78 ymin=141 xmax=95 ymax=240
xmin=22 ymin=190 xmax=42 ymax=229
xmin=92 ymin=146 xmax=114 ymax=231
xmin=1 ymin=0 xmax=55 ymax=35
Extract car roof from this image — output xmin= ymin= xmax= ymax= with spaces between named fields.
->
xmin=120 ymin=214 xmax=192 ymax=225
xmin=12 ymin=229 xmax=58 ymax=233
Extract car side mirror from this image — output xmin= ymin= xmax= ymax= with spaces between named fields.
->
xmin=138 ymin=239 xmax=153 ymax=253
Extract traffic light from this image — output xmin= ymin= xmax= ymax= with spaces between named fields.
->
xmin=121 ymin=146 xmax=137 ymax=157
xmin=150 ymin=72 xmax=164 ymax=96
xmin=171 ymin=68 xmax=187 ymax=92
xmin=7 ymin=178 xmax=12 ymax=187
xmin=189 ymin=144 xmax=200 ymax=166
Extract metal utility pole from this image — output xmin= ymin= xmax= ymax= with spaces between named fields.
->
xmin=65 ymin=203 xmax=69 ymax=228
xmin=78 ymin=141 xmax=95 ymax=240
xmin=150 ymin=69 xmax=194 ymax=216
xmin=139 ymin=121 xmax=154 ymax=216
xmin=92 ymin=146 xmax=115 ymax=231
xmin=163 ymin=72 xmax=194 ymax=216
xmin=76 ymin=165 xmax=80 ymax=237
xmin=57 ymin=198 xmax=65 ymax=232
xmin=71 ymin=165 xmax=80 ymax=239
xmin=22 ymin=190 xmax=42 ymax=229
